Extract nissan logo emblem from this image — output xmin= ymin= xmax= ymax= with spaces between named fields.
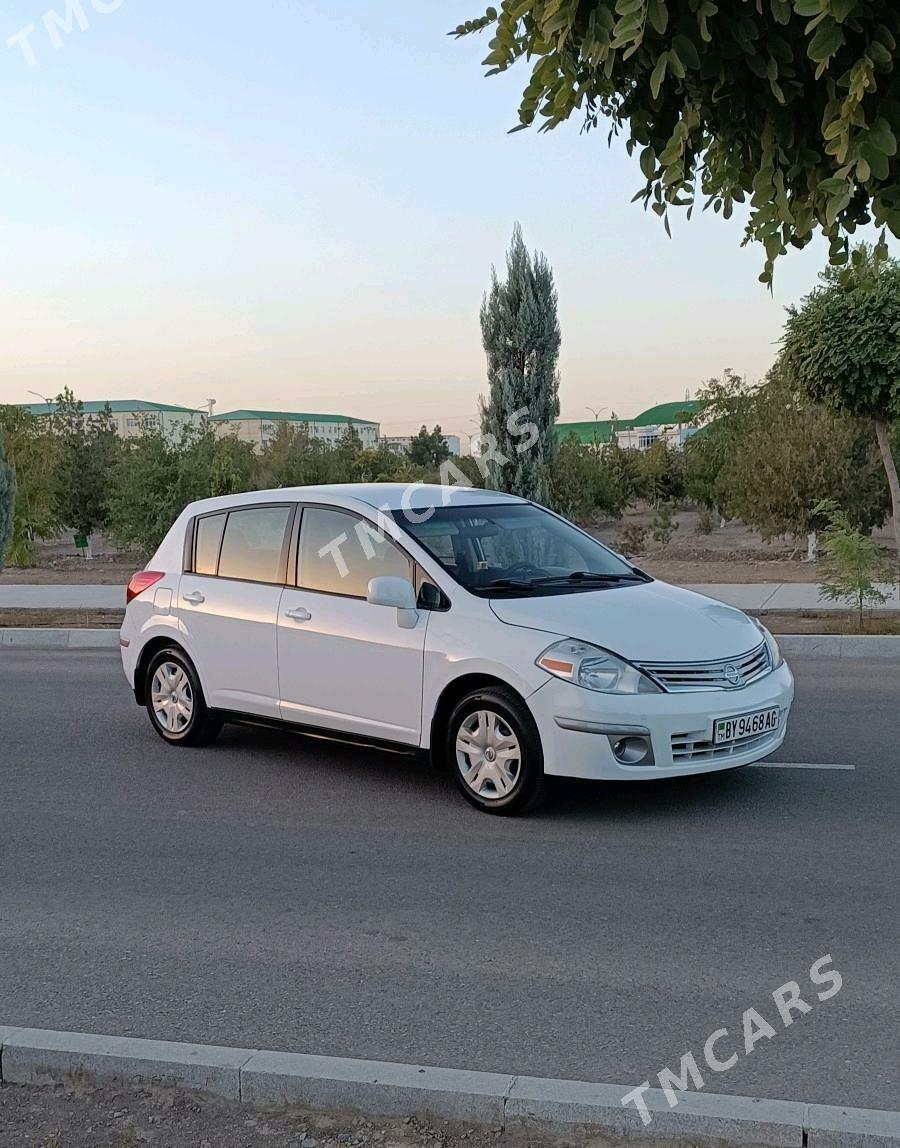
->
xmin=724 ymin=664 xmax=742 ymax=685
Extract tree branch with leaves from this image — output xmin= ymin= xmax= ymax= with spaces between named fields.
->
xmin=452 ymin=0 xmax=900 ymax=284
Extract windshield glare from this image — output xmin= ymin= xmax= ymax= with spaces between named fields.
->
xmin=392 ymin=502 xmax=643 ymax=595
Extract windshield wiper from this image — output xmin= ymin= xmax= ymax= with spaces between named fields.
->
xmin=484 ymin=578 xmax=537 ymax=591
xmin=528 ymin=571 xmax=643 ymax=585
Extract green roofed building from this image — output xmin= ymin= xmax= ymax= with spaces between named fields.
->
xmin=556 ymin=399 xmax=701 ymax=451
xmin=17 ymin=399 xmax=202 ymax=441
xmin=211 ymin=409 xmax=380 ymax=450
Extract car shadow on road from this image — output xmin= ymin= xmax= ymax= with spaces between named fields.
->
xmin=214 ymin=719 xmax=768 ymax=825
xmin=542 ymin=766 xmax=763 ymax=823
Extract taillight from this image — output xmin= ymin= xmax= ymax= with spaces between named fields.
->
xmin=126 ymin=570 xmax=165 ymax=604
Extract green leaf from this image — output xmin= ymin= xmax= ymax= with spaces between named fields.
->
xmin=671 ymin=33 xmax=700 ymax=69
xmin=650 ymin=51 xmax=667 ymax=98
xmin=647 ymin=0 xmax=667 ymax=34
xmin=860 ymin=142 xmax=890 ymax=181
xmin=793 ymin=0 xmax=824 ymax=15
xmin=808 ymin=17 xmax=843 ymax=63
xmin=639 ymin=145 xmax=657 ymax=178
xmin=868 ymin=117 xmax=898 ymax=157
xmin=667 ymin=47 xmax=686 ymax=77
xmin=829 ymin=0 xmax=856 ymax=21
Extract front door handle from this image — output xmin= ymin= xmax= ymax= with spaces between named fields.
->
xmin=183 ymin=590 xmax=205 ymax=605
xmin=284 ymin=606 xmax=311 ymax=622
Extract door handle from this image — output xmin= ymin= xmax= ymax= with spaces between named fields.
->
xmin=183 ymin=590 xmax=205 ymax=605
xmin=284 ymin=606 xmax=311 ymax=622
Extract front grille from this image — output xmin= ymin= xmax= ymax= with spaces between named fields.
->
xmin=638 ymin=641 xmax=771 ymax=692
xmin=670 ymin=721 xmax=782 ymax=763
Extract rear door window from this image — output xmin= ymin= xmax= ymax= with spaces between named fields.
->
xmin=216 ymin=505 xmax=292 ymax=584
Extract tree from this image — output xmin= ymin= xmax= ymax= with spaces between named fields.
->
xmin=479 ymin=224 xmax=561 ymax=501
xmin=407 ymin=425 xmax=451 ymax=468
xmin=257 ymin=423 xmax=332 ymax=488
xmin=634 ymin=440 xmax=685 ymax=506
xmin=782 ymin=245 xmax=900 ymax=564
xmin=106 ymin=430 xmax=181 ymax=555
xmin=683 ymin=370 xmax=750 ymax=521
xmin=0 ymin=434 xmax=15 ymax=572
xmin=685 ymin=366 xmax=889 ymax=549
xmin=452 ymin=3 xmax=900 ymax=284
xmin=51 ymin=389 xmax=121 ymax=541
xmin=0 ymin=405 xmax=59 ymax=565
xmin=107 ymin=423 xmax=259 ymax=556
xmin=549 ymin=437 xmax=632 ymax=520
xmin=815 ymin=500 xmax=894 ymax=628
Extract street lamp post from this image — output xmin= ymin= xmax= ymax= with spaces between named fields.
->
xmin=586 ymin=405 xmax=608 ymax=449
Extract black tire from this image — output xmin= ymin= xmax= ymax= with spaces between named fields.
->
xmin=144 ymin=646 xmax=222 ymax=747
xmin=444 ymin=686 xmax=545 ymax=815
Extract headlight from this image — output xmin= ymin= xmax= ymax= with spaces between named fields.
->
xmin=751 ymin=618 xmax=783 ymax=669
xmin=536 ymin=639 xmax=663 ymax=695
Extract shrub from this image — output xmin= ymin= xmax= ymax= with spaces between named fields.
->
xmin=616 ymin=523 xmax=647 ymax=558
xmin=815 ymin=501 xmax=894 ymax=630
xmin=650 ymin=502 xmax=678 ymax=546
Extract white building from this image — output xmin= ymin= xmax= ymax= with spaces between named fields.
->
xmin=381 ymin=433 xmax=462 ymax=457
xmin=18 ymin=399 xmax=202 ymax=440
xmin=211 ymin=409 xmax=380 ymax=449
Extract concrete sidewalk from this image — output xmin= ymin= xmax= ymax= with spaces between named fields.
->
xmin=1 ymin=582 xmax=899 ymax=611
xmin=0 ymin=584 xmax=125 ymax=608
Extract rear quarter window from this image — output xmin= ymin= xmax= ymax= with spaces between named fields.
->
xmin=216 ymin=506 xmax=292 ymax=583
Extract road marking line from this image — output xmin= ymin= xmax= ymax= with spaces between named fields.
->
xmin=749 ymin=761 xmax=855 ymax=771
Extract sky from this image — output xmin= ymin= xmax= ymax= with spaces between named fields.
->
xmin=1 ymin=0 xmax=894 ymax=440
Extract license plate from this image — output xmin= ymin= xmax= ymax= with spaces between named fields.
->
xmin=714 ymin=707 xmax=780 ymax=744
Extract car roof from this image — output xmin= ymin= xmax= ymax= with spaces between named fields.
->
xmin=182 ymin=483 xmax=528 ymax=516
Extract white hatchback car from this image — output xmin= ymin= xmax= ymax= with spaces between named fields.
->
xmin=121 ymin=483 xmax=794 ymax=814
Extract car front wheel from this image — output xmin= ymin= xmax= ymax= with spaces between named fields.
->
xmin=145 ymin=647 xmax=222 ymax=747
xmin=445 ymin=686 xmax=545 ymax=815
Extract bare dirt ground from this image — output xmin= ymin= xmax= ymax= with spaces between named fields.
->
xmin=590 ymin=507 xmax=897 ymax=584
xmin=0 ymin=1082 xmax=663 ymax=1148
xmin=0 ymin=559 xmax=137 ymax=586
xmin=0 ymin=608 xmax=123 ymax=628
xmin=762 ymin=610 xmax=900 ymax=634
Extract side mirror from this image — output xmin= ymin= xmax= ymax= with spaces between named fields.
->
xmin=367 ymin=576 xmax=419 ymax=629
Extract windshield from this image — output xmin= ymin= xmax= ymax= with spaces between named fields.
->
xmin=391 ymin=502 xmax=648 ymax=596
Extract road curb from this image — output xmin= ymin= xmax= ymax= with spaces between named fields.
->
xmin=778 ymin=634 xmax=900 ymax=658
xmin=2 ymin=1028 xmax=899 ymax=1147
xmin=0 ymin=628 xmax=120 ymax=649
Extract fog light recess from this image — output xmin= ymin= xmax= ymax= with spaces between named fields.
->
xmin=610 ymin=735 xmax=653 ymax=765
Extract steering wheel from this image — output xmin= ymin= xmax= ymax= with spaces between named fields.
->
xmin=504 ymin=560 xmax=548 ymax=579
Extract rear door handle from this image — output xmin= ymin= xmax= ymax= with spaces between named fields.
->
xmin=183 ymin=590 xmax=205 ymax=605
xmin=284 ymin=606 xmax=311 ymax=622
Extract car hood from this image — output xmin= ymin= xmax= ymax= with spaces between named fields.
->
xmin=488 ymin=579 xmax=761 ymax=662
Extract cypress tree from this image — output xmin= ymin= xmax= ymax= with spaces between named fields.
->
xmin=479 ymin=225 xmax=561 ymax=502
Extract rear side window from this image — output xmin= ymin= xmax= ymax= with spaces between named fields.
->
xmin=216 ymin=506 xmax=292 ymax=583
xmin=194 ymin=513 xmax=227 ymax=575
xmin=298 ymin=507 xmax=411 ymax=598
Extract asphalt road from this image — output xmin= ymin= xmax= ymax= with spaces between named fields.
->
xmin=1 ymin=650 xmax=898 ymax=1110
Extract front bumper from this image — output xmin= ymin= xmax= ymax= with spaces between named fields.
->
xmin=528 ymin=661 xmax=794 ymax=780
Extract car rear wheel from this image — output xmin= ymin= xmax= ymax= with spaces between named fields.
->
xmin=145 ymin=647 xmax=222 ymax=747
xmin=445 ymin=686 xmax=545 ymax=815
